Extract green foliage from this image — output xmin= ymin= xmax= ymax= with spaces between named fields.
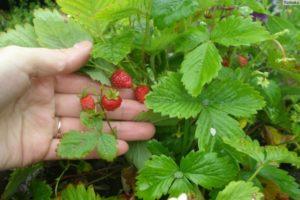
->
xmin=0 ymin=24 xmax=39 ymax=47
xmin=181 ymin=41 xmax=222 ymax=97
xmin=93 ymin=31 xmax=133 ymax=65
xmin=259 ymin=166 xmax=300 ymax=199
xmin=216 ymin=181 xmax=264 ymax=200
xmin=97 ymin=133 xmax=118 ymax=162
xmin=30 ymin=180 xmax=52 ymax=200
xmin=57 ymin=131 xmax=98 ymax=159
xmin=211 ymin=16 xmax=271 ymax=46
xmin=33 ymin=9 xmax=92 ymax=48
xmin=223 ymin=137 xmax=300 ymax=167
xmin=2 ymin=164 xmax=43 ymax=199
xmin=60 ymin=183 xmax=101 ymax=200
xmin=146 ymin=72 xmax=202 ymax=119
xmin=136 ymin=151 xmax=238 ymax=199
xmin=1 ymin=0 xmax=299 ymax=199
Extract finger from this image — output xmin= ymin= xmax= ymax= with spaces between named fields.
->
xmin=44 ymin=139 xmax=128 ymax=160
xmin=55 ymin=74 xmax=134 ymax=99
xmin=56 ymin=117 xmax=155 ymax=141
xmin=3 ymin=41 xmax=92 ymax=77
xmin=55 ymin=94 xmax=147 ymax=120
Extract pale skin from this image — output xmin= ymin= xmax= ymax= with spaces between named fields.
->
xmin=0 ymin=41 xmax=155 ymax=170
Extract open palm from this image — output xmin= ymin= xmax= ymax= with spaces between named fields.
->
xmin=0 ymin=42 xmax=155 ymax=170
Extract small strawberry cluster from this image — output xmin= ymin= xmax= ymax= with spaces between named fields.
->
xmin=80 ymin=69 xmax=150 ymax=112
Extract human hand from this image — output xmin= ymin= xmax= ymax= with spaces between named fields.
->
xmin=0 ymin=41 xmax=155 ymax=170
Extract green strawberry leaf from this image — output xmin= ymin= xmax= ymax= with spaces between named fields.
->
xmin=223 ymin=137 xmax=300 ymax=167
xmin=181 ymin=41 xmax=222 ymax=97
xmin=80 ymin=111 xmax=103 ymax=132
xmin=264 ymin=145 xmax=300 ymax=168
xmin=136 ymin=155 xmax=179 ymax=200
xmin=146 ymin=72 xmax=202 ymax=119
xmin=180 ymin=151 xmax=238 ymax=189
xmin=97 ymin=133 xmax=118 ymax=162
xmin=82 ymin=67 xmax=111 ymax=86
xmin=168 ymin=177 xmax=194 ymax=197
xmin=201 ymin=79 xmax=266 ymax=118
xmin=2 ymin=164 xmax=43 ymax=200
xmin=259 ymin=166 xmax=300 ymax=199
xmin=216 ymin=181 xmax=264 ymax=200
xmin=175 ymin=26 xmax=210 ymax=53
xmin=93 ymin=31 xmax=133 ymax=65
xmin=147 ymin=140 xmax=171 ymax=156
xmin=30 ymin=180 xmax=52 ymax=200
xmin=152 ymin=0 xmax=199 ymax=29
xmin=211 ymin=16 xmax=271 ymax=46
xmin=57 ymin=0 xmax=110 ymax=36
xmin=0 ymin=24 xmax=39 ymax=47
xmin=57 ymin=131 xmax=97 ymax=159
xmin=125 ymin=141 xmax=152 ymax=170
xmin=33 ymin=9 xmax=92 ymax=48
xmin=222 ymin=137 xmax=265 ymax=164
xmin=196 ymin=108 xmax=244 ymax=152
xmin=60 ymin=183 xmax=101 ymax=200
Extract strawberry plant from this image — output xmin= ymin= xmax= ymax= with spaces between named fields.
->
xmin=0 ymin=0 xmax=300 ymax=199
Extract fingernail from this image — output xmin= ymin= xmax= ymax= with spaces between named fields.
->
xmin=74 ymin=40 xmax=93 ymax=49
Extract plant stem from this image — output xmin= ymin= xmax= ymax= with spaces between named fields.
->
xmin=100 ymin=87 xmax=116 ymax=136
xmin=55 ymin=162 xmax=70 ymax=196
xmin=273 ymin=39 xmax=287 ymax=61
xmin=248 ymin=164 xmax=264 ymax=182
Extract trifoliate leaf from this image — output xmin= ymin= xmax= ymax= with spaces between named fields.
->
xmin=264 ymin=146 xmax=300 ymax=168
xmin=222 ymin=137 xmax=265 ymax=164
xmin=57 ymin=0 xmax=110 ymax=36
xmin=57 ymin=131 xmax=97 ymax=159
xmin=136 ymin=155 xmax=179 ymax=200
xmin=259 ymin=166 xmax=300 ymax=199
xmin=152 ymin=0 xmax=199 ymax=29
xmin=30 ymin=180 xmax=52 ymax=200
xmin=216 ymin=181 xmax=264 ymax=200
xmin=93 ymin=31 xmax=133 ymax=65
xmin=201 ymin=79 xmax=265 ymax=117
xmin=181 ymin=41 xmax=222 ymax=97
xmin=33 ymin=9 xmax=92 ymax=48
xmin=2 ymin=164 xmax=43 ymax=200
xmin=80 ymin=111 xmax=103 ymax=132
xmin=145 ymin=72 xmax=202 ymax=119
xmin=97 ymin=133 xmax=118 ymax=162
xmin=0 ymin=24 xmax=39 ymax=47
xmin=180 ymin=151 xmax=238 ymax=189
xmin=211 ymin=16 xmax=270 ymax=46
xmin=60 ymin=183 xmax=101 ymax=200
xmin=196 ymin=108 xmax=244 ymax=152
xmin=125 ymin=141 xmax=152 ymax=170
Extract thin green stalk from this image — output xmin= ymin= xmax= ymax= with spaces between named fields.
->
xmin=247 ymin=164 xmax=265 ymax=182
xmin=55 ymin=162 xmax=70 ymax=196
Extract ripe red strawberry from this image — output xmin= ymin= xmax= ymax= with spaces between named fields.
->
xmin=80 ymin=95 xmax=95 ymax=110
xmin=101 ymin=89 xmax=122 ymax=111
xmin=135 ymin=85 xmax=150 ymax=103
xmin=111 ymin=69 xmax=133 ymax=88
xmin=222 ymin=57 xmax=230 ymax=67
xmin=238 ymin=55 xmax=248 ymax=67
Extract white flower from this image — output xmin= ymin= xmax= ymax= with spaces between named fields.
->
xmin=168 ymin=193 xmax=188 ymax=200
xmin=210 ymin=128 xmax=216 ymax=136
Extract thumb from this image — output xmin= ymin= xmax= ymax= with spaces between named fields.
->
xmin=6 ymin=41 xmax=92 ymax=77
